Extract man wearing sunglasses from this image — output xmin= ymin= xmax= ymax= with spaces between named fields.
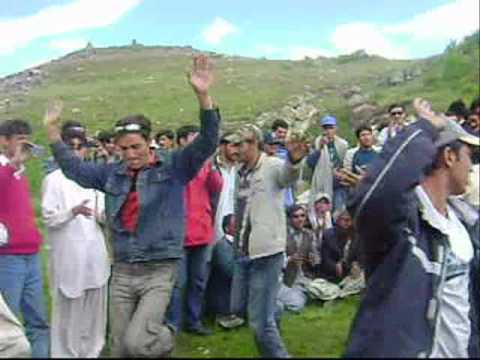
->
xmin=377 ymin=103 xmax=407 ymax=148
xmin=44 ymin=55 xmax=219 ymax=357
xmin=41 ymin=128 xmax=110 ymax=357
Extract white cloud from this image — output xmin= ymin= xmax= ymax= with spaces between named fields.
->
xmin=49 ymin=38 xmax=88 ymax=52
xmin=332 ymin=23 xmax=410 ymax=59
xmin=0 ymin=0 xmax=141 ymax=55
xmin=384 ymin=0 xmax=479 ymax=42
xmin=288 ymin=46 xmax=333 ymax=60
xmin=202 ymin=17 xmax=238 ymax=45
xmin=331 ymin=0 xmax=478 ymax=59
xmin=255 ymin=44 xmax=282 ymax=56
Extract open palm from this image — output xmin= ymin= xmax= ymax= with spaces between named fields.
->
xmin=189 ymin=54 xmax=214 ymax=95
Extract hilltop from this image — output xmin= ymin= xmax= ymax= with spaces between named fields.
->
xmin=1 ymin=31 xmax=479 ymax=146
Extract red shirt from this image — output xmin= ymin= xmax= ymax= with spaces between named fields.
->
xmin=120 ymin=152 xmax=156 ymax=233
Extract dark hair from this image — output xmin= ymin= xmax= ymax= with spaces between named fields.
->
xmin=114 ymin=114 xmax=152 ymax=141
xmin=424 ymin=140 xmax=464 ymax=176
xmin=97 ymin=130 xmax=115 ymax=143
xmin=1 ymin=119 xmax=32 ymax=137
xmin=387 ymin=103 xmax=405 ymax=113
xmin=155 ymin=129 xmax=175 ymax=144
xmin=222 ymin=214 xmax=234 ymax=233
xmin=470 ymin=96 xmax=480 ymax=113
xmin=271 ymin=119 xmax=289 ymax=131
xmin=61 ymin=120 xmax=85 ymax=134
xmin=446 ymin=99 xmax=468 ymax=118
xmin=287 ymin=204 xmax=306 ymax=218
xmin=355 ymin=124 xmax=373 ymax=139
xmin=176 ymin=125 xmax=199 ymax=145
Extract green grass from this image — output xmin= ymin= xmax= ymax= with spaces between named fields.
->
xmin=172 ymin=297 xmax=359 ymax=358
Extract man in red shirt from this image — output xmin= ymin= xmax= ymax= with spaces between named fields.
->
xmin=0 ymin=119 xmax=49 ymax=358
xmin=165 ymin=125 xmax=223 ymax=336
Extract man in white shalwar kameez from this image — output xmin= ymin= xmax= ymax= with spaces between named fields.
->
xmin=41 ymin=131 xmax=110 ymax=358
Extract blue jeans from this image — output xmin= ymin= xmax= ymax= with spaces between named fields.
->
xmin=230 ymin=252 xmax=289 ymax=358
xmin=0 ymin=254 xmax=50 ymax=358
xmin=205 ymin=238 xmax=235 ymax=315
xmin=166 ymin=244 xmax=211 ymax=331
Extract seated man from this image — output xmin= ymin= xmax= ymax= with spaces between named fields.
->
xmin=317 ymin=210 xmax=362 ymax=283
xmin=277 ymin=205 xmax=320 ymax=313
xmin=308 ymin=192 xmax=333 ymax=249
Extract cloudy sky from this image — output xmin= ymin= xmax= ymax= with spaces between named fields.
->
xmin=0 ymin=0 xmax=478 ymax=76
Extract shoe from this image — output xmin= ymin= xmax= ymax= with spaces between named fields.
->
xmin=186 ymin=324 xmax=213 ymax=336
xmin=217 ymin=314 xmax=245 ymax=329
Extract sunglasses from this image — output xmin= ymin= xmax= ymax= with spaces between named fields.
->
xmin=390 ymin=111 xmax=404 ymax=116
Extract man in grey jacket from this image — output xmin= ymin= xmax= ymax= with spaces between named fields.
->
xmin=231 ymin=124 xmax=308 ymax=358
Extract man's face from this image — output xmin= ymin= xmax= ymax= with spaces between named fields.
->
xmin=102 ymin=138 xmax=117 ymax=155
xmin=449 ymin=144 xmax=474 ymax=195
xmin=358 ymin=130 xmax=374 ymax=148
xmin=336 ymin=212 xmax=353 ymax=231
xmin=389 ymin=106 xmax=406 ymax=125
xmin=314 ymin=199 xmax=331 ymax=216
xmin=67 ymin=137 xmax=88 ymax=159
xmin=225 ymin=216 xmax=236 ymax=236
xmin=5 ymin=134 xmax=30 ymax=161
xmin=221 ymin=142 xmax=240 ymax=163
xmin=274 ymin=127 xmax=288 ymax=141
xmin=238 ymin=134 xmax=258 ymax=164
xmin=468 ymin=114 xmax=480 ymax=131
xmin=290 ymin=208 xmax=307 ymax=230
xmin=158 ymin=135 xmax=174 ymax=150
xmin=179 ymin=132 xmax=199 ymax=147
xmin=322 ymin=125 xmax=337 ymax=140
xmin=116 ymin=133 xmax=151 ymax=170
xmin=264 ymin=143 xmax=278 ymax=156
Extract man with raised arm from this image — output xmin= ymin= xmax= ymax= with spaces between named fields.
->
xmin=345 ymin=98 xmax=480 ymax=357
xmin=44 ymin=55 xmax=220 ymax=358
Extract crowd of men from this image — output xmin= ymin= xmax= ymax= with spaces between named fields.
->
xmin=0 ymin=55 xmax=479 ymax=358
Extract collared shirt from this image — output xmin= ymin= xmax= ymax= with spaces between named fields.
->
xmin=416 ymin=185 xmax=472 ymax=358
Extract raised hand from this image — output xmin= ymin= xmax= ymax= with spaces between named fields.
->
xmin=44 ymin=98 xmax=64 ymax=143
xmin=286 ymin=132 xmax=309 ymax=163
xmin=189 ymin=54 xmax=214 ymax=96
xmin=413 ymin=97 xmax=447 ymax=129
xmin=44 ymin=98 xmax=64 ymax=127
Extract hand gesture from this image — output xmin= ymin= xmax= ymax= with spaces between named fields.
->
xmin=189 ymin=55 xmax=214 ymax=96
xmin=72 ymin=200 xmax=94 ymax=218
xmin=413 ymin=97 xmax=447 ymax=129
xmin=44 ymin=98 xmax=64 ymax=127
xmin=286 ymin=134 xmax=309 ymax=163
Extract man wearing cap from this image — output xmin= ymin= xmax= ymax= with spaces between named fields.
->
xmin=307 ymin=115 xmax=349 ymax=212
xmin=345 ymin=98 xmax=480 ymax=357
xmin=41 ymin=128 xmax=110 ymax=357
xmin=44 ymin=55 xmax=220 ymax=357
xmin=0 ymin=119 xmax=50 ymax=357
xmin=231 ymin=124 xmax=308 ymax=358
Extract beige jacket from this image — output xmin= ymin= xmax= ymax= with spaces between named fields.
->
xmin=0 ymin=294 xmax=30 ymax=357
xmin=236 ymin=153 xmax=302 ymax=259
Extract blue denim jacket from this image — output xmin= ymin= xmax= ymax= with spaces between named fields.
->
xmin=50 ymin=109 xmax=220 ymax=263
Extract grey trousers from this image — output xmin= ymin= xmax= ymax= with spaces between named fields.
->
xmin=50 ymin=285 xmax=107 ymax=358
xmin=109 ymin=260 xmax=178 ymax=358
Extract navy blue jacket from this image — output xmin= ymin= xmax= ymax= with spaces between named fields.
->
xmin=50 ymin=109 xmax=220 ymax=263
xmin=344 ymin=119 xmax=480 ymax=357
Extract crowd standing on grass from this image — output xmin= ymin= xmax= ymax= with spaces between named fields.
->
xmin=0 ymin=54 xmax=479 ymax=358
